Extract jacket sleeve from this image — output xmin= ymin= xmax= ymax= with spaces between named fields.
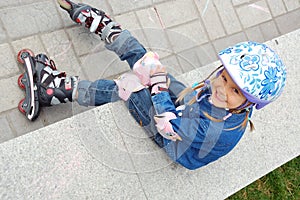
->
xmin=151 ymin=91 xmax=177 ymax=114
xmin=151 ymin=91 xmax=235 ymax=170
xmin=151 ymin=91 xmax=204 ymax=140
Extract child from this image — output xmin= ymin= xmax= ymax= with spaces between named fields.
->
xmin=21 ymin=0 xmax=287 ymax=170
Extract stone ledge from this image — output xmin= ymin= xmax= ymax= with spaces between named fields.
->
xmin=0 ymin=29 xmax=299 ymax=199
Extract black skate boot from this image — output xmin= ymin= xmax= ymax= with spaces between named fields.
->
xmin=57 ymin=0 xmax=122 ymax=43
xmin=17 ymin=49 xmax=78 ymax=121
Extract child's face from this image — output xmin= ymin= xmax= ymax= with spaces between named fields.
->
xmin=211 ymin=70 xmax=247 ymax=109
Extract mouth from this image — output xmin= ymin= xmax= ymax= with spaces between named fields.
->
xmin=214 ymin=90 xmax=227 ymax=104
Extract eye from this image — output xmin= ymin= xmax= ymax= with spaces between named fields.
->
xmin=222 ymin=75 xmax=227 ymax=82
xmin=233 ymin=88 xmax=240 ymax=94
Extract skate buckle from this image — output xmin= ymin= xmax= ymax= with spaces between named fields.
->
xmin=65 ymin=77 xmax=72 ymax=90
xmin=46 ymin=88 xmax=54 ymax=95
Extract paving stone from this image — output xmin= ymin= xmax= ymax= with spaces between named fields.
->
xmin=0 ymin=24 xmax=6 ymax=44
xmin=153 ymin=0 xmax=199 ymax=28
xmin=168 ymin=20 xmax=208 ymax=53
xmin=283 ymin=0 xmax=300 ymax=11
xmin=115 ymin=12 xmax=141 ymax=31
xmin=213 ymin=32 xmax=248 ymax=53
xmin=86 ymin=0 xmax=110 ymax=12
xmin=0 ymin=114 xmax=15 ymax=143
xmin=245 ymin=25 xmax=265 ymax=43
xmin=0 ymin=43 xmax=19 ymax=77
xmin=56 ymin=6 xmax=78 ymax=28
xmin=0 ymin=0 xmax=37 ymax=8
xmin=136 ymin=7 xmax=164 ymax=29
xmin=0 ymin=2 xmax=63 ymax=40
xmin=195 ymin=0 xmax=226 ymax=40
xmin=177 ymin=43 xmax=218 ymax=74
xmin=260 ymin=21 xmax=280 ymax=41
xmin=232 ymin=0 xmax=251 ymax=6
xmin=236 ymin=0 xmax=272 ymax=28
xmin=114 ymin=11 xmax=148 ymax=42
xmin=266 ymin=0 xmax=287 ymax=16
xmin=12 ymin=35 xmax=46 ymax=56
xmin=275 ymin=8 xmax=300 ymax=34
xmin=0 ymin=75 xmax=24 ymax=113
xmin=40 ymin=30 xmax=86 ymax=79
xmin=160 ymin=54 xmax=183 ymax=76
xmin=6 ymin=108 xmax=44 ymax=138
xmin=109 ymin=0 xmax=152 ymax=15
xmin=135 ymin=7 xmax=172 ymax=57
xmin=214 ymin=0 xmax=243 ymax=34
xmin=128 ymin=29 xmax=150 ymax=51
xmin=143 ymin=28 xmax=173 ymax=58
xmin=80 ymin=50 xmax=128 ymax=80
xmin=66 ymin=27 xmax=105 ymax=57
xmin=152 ymin=0 xmax=167 ymax=3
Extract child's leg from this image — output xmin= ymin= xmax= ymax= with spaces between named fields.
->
xmin=58 ymin=0 xmax=147 ymax=69
xmin=76 ymin=79 xmax=120 ymax=107
xmin=57 ymin=1 xmax=184 ymax=139
xmin=105 ymin=30 xmax=147 ymax=69
xmin=125 ymin=88 xmax=158 ymax=137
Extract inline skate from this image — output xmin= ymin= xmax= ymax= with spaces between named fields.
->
xmin=17 ymin=49 xmax=78 ymax=121
xmin=57 ymin=0 xmax=122 ymax=43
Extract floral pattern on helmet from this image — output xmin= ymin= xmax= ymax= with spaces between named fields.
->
xmin=218 ymin=41 xmax=287 ymax=108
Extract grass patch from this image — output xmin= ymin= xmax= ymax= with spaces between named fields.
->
xmin=227 ymin=156 xmax=299 ymax=200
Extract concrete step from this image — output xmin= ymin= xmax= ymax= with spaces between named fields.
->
xmin=0 ymin=29 xmax=299 ymax=199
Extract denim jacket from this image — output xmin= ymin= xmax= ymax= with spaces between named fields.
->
xmin=152 ymin=90 xmax=252 ymax=170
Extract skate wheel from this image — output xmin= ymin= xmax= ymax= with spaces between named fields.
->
xmin=57 ymin=0 xmax=72 ymax=10
xmin=17 ymin=49 xmax=34 ymax=64
xmin=17 ymin=74 xmax=25 ymax=90
xmin=18 ymin=99 xmax=26 ymax=114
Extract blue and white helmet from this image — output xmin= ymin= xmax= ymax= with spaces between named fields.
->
xmin=218 ymin=41 xmax=287 ymax=110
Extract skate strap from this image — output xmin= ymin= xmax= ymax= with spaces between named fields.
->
xmin=89 ymin=9 xmax=105 ymax=33
xmin=101 ymin=21 xmax=121 ymax=41
xmin=41 ymin=71 xmax=65 ymax=88
xmin=42 ymin=74 xmax=57 ymax=88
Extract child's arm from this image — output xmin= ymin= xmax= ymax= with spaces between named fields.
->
xmin=152 ymin=92 xmax=246 ymax=170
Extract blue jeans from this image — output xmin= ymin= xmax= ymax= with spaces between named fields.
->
xmin=76 ymin=30 xmax=186 ymax=146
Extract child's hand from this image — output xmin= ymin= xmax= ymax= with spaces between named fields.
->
xmin=154 ymin=112 xmax=182 ymax=142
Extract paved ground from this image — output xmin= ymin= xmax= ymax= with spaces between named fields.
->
xmin=0 ymin=0 xmax=300 ymax=143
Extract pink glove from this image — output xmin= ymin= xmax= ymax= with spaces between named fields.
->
xmin=154 ymin=112 xmax=182 ymax=141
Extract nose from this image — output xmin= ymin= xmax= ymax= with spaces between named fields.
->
xmin=218 ymin=85 xmax=227 ymax=101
